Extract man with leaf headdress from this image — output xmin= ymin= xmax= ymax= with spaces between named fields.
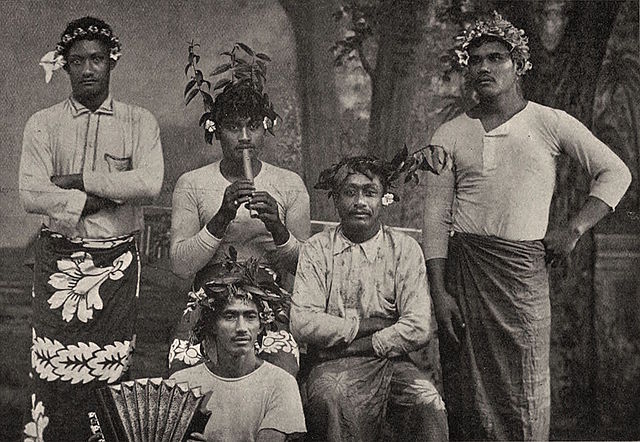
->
xmin=168 ymin=43 xmax=310 ymax=376
xmin=171 ymin=248 xmax=306 ymax=441
xmin=422 ymin=11 xmax=631 ymax=440
xmin=290 ymin=154 xmax=448 ymax=441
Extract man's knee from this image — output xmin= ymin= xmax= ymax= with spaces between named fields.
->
xmin=305 ymin=377 xmax=345 ymax=411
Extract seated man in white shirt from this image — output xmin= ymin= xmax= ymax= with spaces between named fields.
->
xmin=170 ymin=252 xmax=306 ymax=441
xmin=291 ymin=155 xmax=448 ymax=441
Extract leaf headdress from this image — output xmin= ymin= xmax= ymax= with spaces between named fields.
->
xmin=315 ymin=144 xmax=451 ymax=205
xmin=184 ymin=42 xmax=280 ymax=144
xmin=187 ymin=247 xmax=291 ymax=344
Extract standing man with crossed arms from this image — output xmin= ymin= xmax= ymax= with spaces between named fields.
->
xmin=20 ymin=16 xmax=163 ymax=441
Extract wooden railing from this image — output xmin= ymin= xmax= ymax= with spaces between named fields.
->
xmin=141 ymin=206 xmax=422 ymax=261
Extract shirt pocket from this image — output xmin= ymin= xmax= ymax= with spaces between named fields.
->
xmin=104 ymin=153 xmax=132 ymax=172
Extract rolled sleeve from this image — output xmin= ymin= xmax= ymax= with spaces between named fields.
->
xmin=371 ymin=238 xmax=431 ymax=358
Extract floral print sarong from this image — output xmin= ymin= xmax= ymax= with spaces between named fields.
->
xmin=25 ymin=226 xmax=139 ymax=441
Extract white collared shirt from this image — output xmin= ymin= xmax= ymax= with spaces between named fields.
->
xmin=19 ymin=95 xmax=164 ymax=238
xmin=291 ymin=225 xmax=432 ymax=358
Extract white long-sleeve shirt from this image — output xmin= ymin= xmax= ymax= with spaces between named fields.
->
xmin=19 ymin=95 xmax=164 ymax=239
xmin=291 ymin=226 xmax=432 ymax=358
xmin=170 ymin=161 xmax=310 ymax=279
xmin=422 ymin=101 xmax=632 ymax=260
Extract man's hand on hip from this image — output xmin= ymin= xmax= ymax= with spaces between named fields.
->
xmin=542 ymin=226 xmax=581 ymax=266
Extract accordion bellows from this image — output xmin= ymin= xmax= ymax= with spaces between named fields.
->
xmin=95 ymin=378 xmax=205 ymax=442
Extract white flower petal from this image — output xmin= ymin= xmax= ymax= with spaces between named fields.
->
xmin=48 ymin=272 xmax=73 ymax=290
xmin=112 ymin=251 xmax=133 ymax=272
xmin=47 ymin=290 xmax=72 ymax=309
xmin=61 ymin=295 xmax=79 ymax=322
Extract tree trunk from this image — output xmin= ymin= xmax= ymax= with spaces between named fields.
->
xmin=280 ymin=0 xmax=342 ymax=222
xmin=367 ymin=0 xmax=430 ymax=161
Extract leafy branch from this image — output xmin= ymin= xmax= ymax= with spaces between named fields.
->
xmin=390 ymin=143 xmax=453 ymax=185
xmin=184 ymin=40 xmax=215 ymax=143
xmin=331 ymin=1 xmax=378 ymax=77
xmin=184 ymin=41 xmax=279 ymax=142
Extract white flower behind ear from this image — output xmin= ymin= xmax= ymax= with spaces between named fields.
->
xmin=205 ymin=120 xmax=216 ymax=133
xmin=382 ymin=193 xmax=395 ymax=206
xmin=39 ymin=51 xmax=65 ymax=83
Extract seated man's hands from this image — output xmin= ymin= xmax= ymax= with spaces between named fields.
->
xmin=315 ymin=317 xmax=396 ymax=361
xmin=316 ymin=336 xmax=375 ymax=361
xmin=356 ymin=317 xmax=396 ymax=339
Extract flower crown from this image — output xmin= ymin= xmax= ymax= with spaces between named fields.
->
xmin=186 ymin=247 xmax=291 ymax=343
xmin=454 ymin=11 xmax=532 ymax=74
xmin=39 ymin=25 xmax=122 ymax=83
xmin=314 ymin=145 xmax=451 ymax=206
xmin=184 ymin=41 xmax=280 ymax=144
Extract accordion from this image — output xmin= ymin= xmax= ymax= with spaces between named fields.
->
xmin=92 ymin=378 xmax=206 ymax=442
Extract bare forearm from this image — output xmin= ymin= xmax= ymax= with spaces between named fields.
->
xmin=426 ymin=258 xmax=448 ymax=300
xmin=82 ymin=194 xmax=118 ymax=216
xmin=355 ymin=317 xmax=396 ymax=339
xmin=569 ymin=196 xmax=612 ymax=236
xmin=256 ymin=429 xmax=286 ymax=442
xmin=316 ymin=336 xmax=375 ymax=361
xmin=51 ymin=174 xmax=84 ymax=190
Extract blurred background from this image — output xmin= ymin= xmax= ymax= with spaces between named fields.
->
xmin=1 ymin=0 xmax=638 ymax=440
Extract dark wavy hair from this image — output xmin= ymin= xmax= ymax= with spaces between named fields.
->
xmin=211 ymin=83 xmax=271 ymax=125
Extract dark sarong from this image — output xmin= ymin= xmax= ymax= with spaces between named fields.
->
xmin=441 ymin=232 xmax=551 ymax=441
xmin=24 ymin=226 xmax=139 ymax=442
xmin=303 ymin=356 xmax=448 ymax=442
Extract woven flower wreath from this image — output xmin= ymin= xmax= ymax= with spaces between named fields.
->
xmin=186 ymin=247 xmax=291 ymax=345
xmin=39 ymin=25 xmax=122 ymax=83
xmin=454 ymin=10 xmax=532 ymax=74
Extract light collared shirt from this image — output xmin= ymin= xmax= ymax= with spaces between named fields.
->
xmin=170 ymin=161 xmax=310 ymax=279
xmin=291 ymin=225 xmax=432 ymax=358
xmin=422 ymin=101 xmax=632 ymax=259
xmin=19 ymin=95 xmax=164 ymax=239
